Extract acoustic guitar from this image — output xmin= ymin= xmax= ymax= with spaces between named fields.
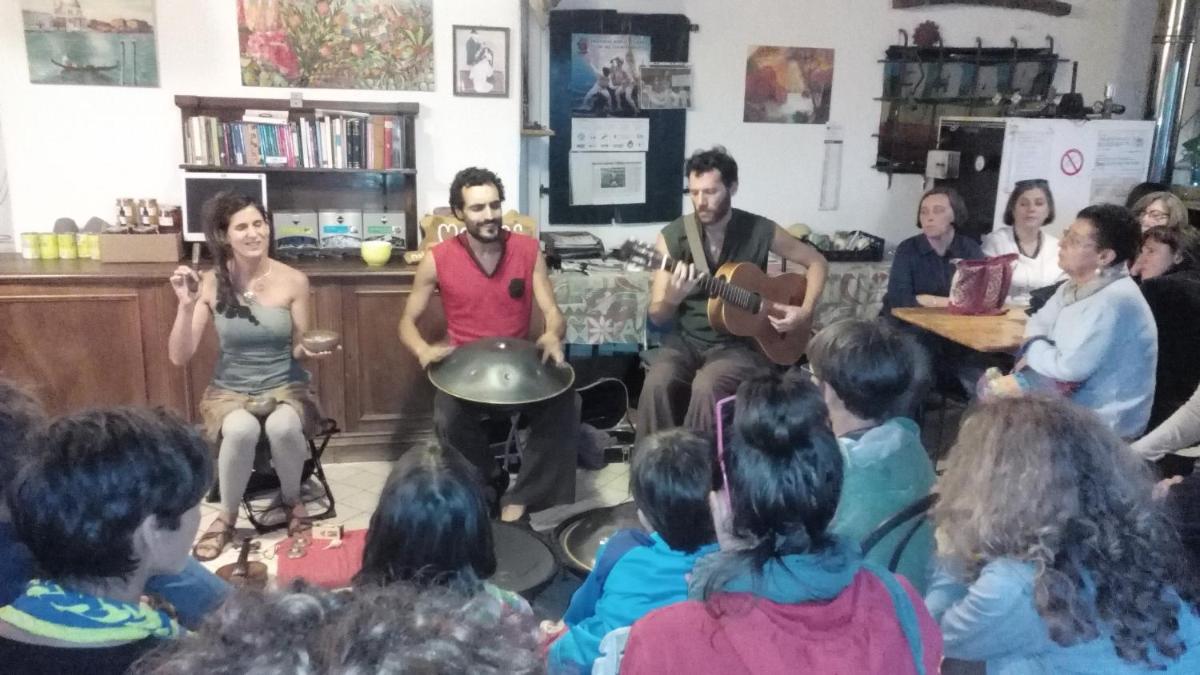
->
xmin=616 ymin=240 xmax=811 ymax=365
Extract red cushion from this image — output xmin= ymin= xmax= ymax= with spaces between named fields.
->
xmin=274 ymin=528 xmax=367 ymax=589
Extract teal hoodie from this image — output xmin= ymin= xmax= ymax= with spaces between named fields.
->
xmin=829 ymin=417 xmax=936 ymax=593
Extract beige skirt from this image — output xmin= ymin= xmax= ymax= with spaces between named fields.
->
xmin=198 ymin=382 xmax=323 ymax=446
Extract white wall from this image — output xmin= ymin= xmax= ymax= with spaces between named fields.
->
xmin=0 ymin=0 xmax=523 ymax=237
xmin=534 ymin=0 xmax=1157 ymax=250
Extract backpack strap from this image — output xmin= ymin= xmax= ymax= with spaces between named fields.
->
xmin=862 ymin=562 xmax=927 ymax=675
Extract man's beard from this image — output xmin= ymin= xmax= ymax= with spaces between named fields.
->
xmin=696 ymin=198 xmax=731 ymax=225
xmin=467 ymin=218 xmax=503 ymax=243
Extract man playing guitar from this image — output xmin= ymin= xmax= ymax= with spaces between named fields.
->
xmin=637 ymin=146 xmax=827 ymax=443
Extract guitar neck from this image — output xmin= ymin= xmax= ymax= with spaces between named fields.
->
xmin=653 ymin=253 xmax=762 ymax=314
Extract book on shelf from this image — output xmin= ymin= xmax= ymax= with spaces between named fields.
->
xmin=243 ymin=109 xmax=288 ymax=125
xmin=181 ymin=110 xmax=408 ymax=170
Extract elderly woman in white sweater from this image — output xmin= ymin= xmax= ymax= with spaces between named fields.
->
xmin=1021 ymin=203 xmax=1157 ymax=439
xmin=982 ymin=179 xmax=1065 ymax=305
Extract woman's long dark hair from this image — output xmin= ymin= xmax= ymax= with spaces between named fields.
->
xmin=200 ymin=191 xmax=274 ymax=321
xmin=700 ymin=374 xmax=843 ymax=599
xmin=354 ymin=445 xmax=496 ymax=594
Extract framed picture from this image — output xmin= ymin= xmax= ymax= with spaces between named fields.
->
xmin=453 ymin=25 xmax=509 ymax=97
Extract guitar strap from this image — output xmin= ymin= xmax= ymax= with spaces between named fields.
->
xmin=682 ymin=213 xmax=712 ymax=276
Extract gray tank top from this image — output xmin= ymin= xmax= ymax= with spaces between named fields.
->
xmin=211 ymin=304 xmax=309 ymax=393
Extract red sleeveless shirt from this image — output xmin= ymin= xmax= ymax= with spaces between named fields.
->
xmin=432 ymin=230 xmax=538 ymax=346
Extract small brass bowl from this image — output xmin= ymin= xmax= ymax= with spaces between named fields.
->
xmin=244 ymin=396 xmax=278 ymax=418
xmin=301 ymin=329 xmax=341 ymax=353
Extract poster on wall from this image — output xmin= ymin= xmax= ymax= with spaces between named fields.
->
xmin=639 ymin=64 xmax=692 ymax=109
xmin=569 ymin=152 xmax=646 ymax=206
xmin=744 ymin=46 xmax=834 ymax=124
xmin=569 ymin=33 xmax=651 ymax=117
xmin=453 ymin=25 xmax=509 ymax=97
xmin=570 ymin=118 xmax=649 ymax=152
xmin=20 ymin=0 xmax=159 ymax=87
xmin=238 ymin=0 xmax=434 ymax=90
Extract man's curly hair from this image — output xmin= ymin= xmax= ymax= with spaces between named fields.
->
xmin=937 ymin=396 xmax=1200 ymax=667
xmin=132 ymin=580 xmax=543 ymax=675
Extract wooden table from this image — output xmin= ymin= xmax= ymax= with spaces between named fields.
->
xmin=891 ymin=306 xmax=1027 ymax=353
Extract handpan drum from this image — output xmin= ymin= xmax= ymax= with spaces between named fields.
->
xmin=427 ymin=337 xmax=575 ymax=407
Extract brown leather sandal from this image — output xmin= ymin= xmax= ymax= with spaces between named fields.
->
xmin=192 ymin=519 xmax=234 ymax=561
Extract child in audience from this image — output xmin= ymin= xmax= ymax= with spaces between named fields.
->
xmin=0 ymin=379 xmax=228 ymax=629
xmin=929 ymin=396 xmax=1200 ymax=672
xmin=807 ymin=319 xmax=936 ymax=592
xmin=133 ymin=580 xmax=543 ymax=674
xmin=0 ymin=406 xmax=212 ymax=675
xmin=621 ymin=375 xmax=942 ymax=674
xmin=354 ymin=444 xmax=532 ymax=619
xmin=546 ymin=428 xmax=718 ymax=673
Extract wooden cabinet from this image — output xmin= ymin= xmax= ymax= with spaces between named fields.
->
xmin=0 ymin=255 xmax=436 ymax=461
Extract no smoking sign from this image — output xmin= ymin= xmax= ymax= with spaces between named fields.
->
xmin=1060 ymin=148 xmax=1084 ymax=176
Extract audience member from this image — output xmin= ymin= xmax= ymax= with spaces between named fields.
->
xmin=547 ymin=428 xmax=718 ymax=672
xmin=0 ymin=380 xmax=228 ymax=629
xmin=1132 ymin=226 xmax=1200 ymax=435
xmin=133 ymin=580 xmax=543 ymax=675
xmin=982 ymin=179 xmax=1065 ymax=304
xmin=355 ymin=444 xmax=531 ymax=617
xmin=0 ymin=407 xmax=212 ymax=674
xmin=883 ymin=186 xmax=987 ymax=397
xmin=168 ymin=191 xmax=330 ymax=561
xmin=1125 ymin=181 xmax=1171 ymax=210
xmin=621 ymin=375 xmax=942 ymax=674
xmin=1020 ymin=204 xmax=1156 ymax=438
xmin=1131 ymin=190 xmax=1190 ymax=234
xmin=807 ymin=319 xmax=935 ymax=592
xmin=928 ymin=396 xmax=1200 ymax=672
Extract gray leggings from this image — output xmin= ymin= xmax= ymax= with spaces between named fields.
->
xmin=218 ymin=406 xmax=307 ymax=516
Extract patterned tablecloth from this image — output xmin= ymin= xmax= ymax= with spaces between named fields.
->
xmin=551 ymin=260 xmax=891 ymax=346
xmin=552 ymin=269 xmax=652 ymax=345
xmin=812 ymin=260 xmax=892 ymax=332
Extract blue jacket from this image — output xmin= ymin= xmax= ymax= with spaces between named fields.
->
xmin=549 ymin=529 xmax=717 ymax=673
xmin=829 ymin=418 xmax=935 ymax=593
xmin=926 ymin=558 xmax=1200 ymax=674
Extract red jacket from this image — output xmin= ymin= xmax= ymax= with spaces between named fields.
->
xmin=621 ymin=570 xmax=942 ymax=674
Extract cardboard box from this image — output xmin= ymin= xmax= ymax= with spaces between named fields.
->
xmin=98 ymin=233 xmax=183 ymax=263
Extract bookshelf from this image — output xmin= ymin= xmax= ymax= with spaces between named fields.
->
xmin=175 ymin=95 xmax=420 ymax=249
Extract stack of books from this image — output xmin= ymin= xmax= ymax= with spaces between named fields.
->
xmin=183 ymin=108 xmax=406 ymax=170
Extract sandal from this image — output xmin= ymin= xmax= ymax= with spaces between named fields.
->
xmin=286 ymin=505 xmax=313 ymax=544
xmin=192 ymin=518 xmax=234 ymax=562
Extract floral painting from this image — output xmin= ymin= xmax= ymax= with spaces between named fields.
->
xmin=744 ymin=46 xmax=834 ymax=124
xmin=238 ymin=0 xmax=434 ymax=90
xmin=21 ymin=0 xmax=159 ymax=87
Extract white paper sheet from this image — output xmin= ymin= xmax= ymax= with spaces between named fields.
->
xmin=570 ymin=118 xmax=650 ymax=152
xmin=569 ymin=152 xmax=646 ymax=206
xmin=1005 ymin=127 xmax=1054 ymax=188
xmin=1089 ymin=129 xmax=1153 ymax=204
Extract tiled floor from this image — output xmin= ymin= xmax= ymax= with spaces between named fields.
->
xmin=194 ymin=460 xmax=632 ymax=585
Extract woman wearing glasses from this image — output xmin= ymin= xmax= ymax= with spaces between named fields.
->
xmin=1131 ymin=190 xmax=1189 ymax=233
xmin=982 ymin=179 xmax=1065 ymax=305
xmin=1020 ymin=204 xmax=1156 ymax=439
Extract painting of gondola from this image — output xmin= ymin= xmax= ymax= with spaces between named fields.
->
xmin=21 ymin=0 xmax=159 ymax=87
